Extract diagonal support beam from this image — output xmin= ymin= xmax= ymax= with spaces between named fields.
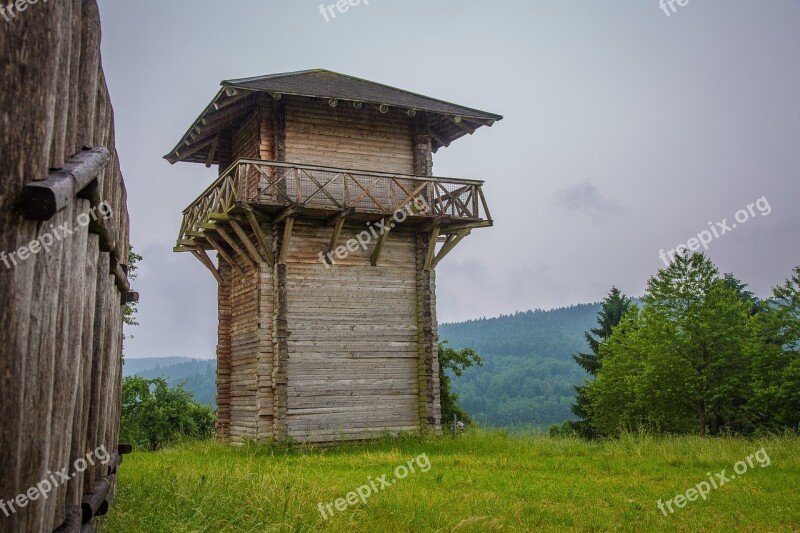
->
xmin=205 ymin=136 xmax=219 ymax=168
xmin=370 ymin=217 xmax=393 ymax=267
xmin=431 ymin=229 xmax=471 ymax=270
xmin=328 ymin=216 xmax=346 ymax=257
xmin=245 ymin=209 xmax=274 ymax=267
xmin=278 ymin=217 xmax=295 ymax=265
xmin=191 ymin=247 xmax=224 ymax=284
xmin=423 ymin=227 xmax=441 ymax=271
xmin=230 ymin=220 xmax=265 ymax=264
xmin=216 ymin=225 xmax=255 ymax=269
xmin=326 ymin=207 xmax=355 ymax=227
xmin=204 ymin=232 xmax=245 ymax=276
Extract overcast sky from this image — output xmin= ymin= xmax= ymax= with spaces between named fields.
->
xmin=95 ymin=0 xmax=800 ymax=359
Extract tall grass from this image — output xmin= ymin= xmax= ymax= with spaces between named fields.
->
xmin=104 ymin=430 xmax=800 ymax=532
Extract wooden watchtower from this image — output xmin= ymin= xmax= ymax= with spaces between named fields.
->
xmin=166 ymin=70 xmax=501 ymax=444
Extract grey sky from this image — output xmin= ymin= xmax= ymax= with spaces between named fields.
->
xmin=95 ymin=0 xmax=800 ymax=358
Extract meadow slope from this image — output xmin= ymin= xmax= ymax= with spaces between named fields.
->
xmin=105 ymin=431 xmax=800 ymax=532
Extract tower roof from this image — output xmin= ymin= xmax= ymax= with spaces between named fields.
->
xmin=165 ymin=69 xmax=503 ymax=165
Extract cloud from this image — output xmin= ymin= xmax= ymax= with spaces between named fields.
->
xmin=553 ymin=180 xmax=625 ymax=221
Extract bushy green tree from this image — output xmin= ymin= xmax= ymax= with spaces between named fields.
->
xmin=570 ymin=287 xmax=632 ymax=437
xmin=439 ymin=341 xmax=482 ymax=426
xmin=120 ymin=376 xmax=215 ymax=451
xmin=586 ymin=253 xmax=754 ymax=437
xmin=750 ymin=266 xmax=800 ymax=431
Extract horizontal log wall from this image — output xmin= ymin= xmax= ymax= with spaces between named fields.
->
xmin=228 ymin=261 xmax=260 ymax=443
xmin=284 ymin=97 xmax=414 ymax=174
xmin=210 ymin=94 xmax=442 ymax=445
xmin=216 ymin=225 xmax=275 ymax=445
xmin=284 ymin=222 xmax=421 ymax=443
xmin=0 ymin=1 xmax=130 ymax=532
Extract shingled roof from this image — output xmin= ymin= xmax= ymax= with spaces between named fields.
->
xmin=165 ymin=69 xmax=503 ymax=165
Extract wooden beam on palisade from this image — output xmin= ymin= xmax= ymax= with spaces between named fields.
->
xmin=191 ymin=247 xmax=224 ymax=283
xmin=370 ymin=217 xmax=392 ymax=267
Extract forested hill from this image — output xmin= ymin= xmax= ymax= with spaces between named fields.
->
xmin=126 ymin=303 xmax=605 ymax=429
xmin=439 ymin=304 xmax=602 ymax=429
xmin=123 ymin=358 xmax=216 ymax=407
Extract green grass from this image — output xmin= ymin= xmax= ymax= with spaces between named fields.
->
xmin=104 ymin=431 xmax=800 ymax=532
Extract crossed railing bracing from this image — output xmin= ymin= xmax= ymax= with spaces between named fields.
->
xmin=178 ymin=159 xmax=491 ymax=243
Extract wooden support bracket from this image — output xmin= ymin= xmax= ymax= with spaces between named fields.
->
xmin=328 ymin=215 xmax=346 ymax=255
xmin=370 ymin=217 xmax=393 ymax=267
xmin=278 ymin=217 xmax=295 ymax=265
xmin=230 ymin=220 xmax=265 ymax=264
xmin=326 ymin=207 xmax=355 ymax=226
xmin=205 ymin=232 xmax=245 ymax=275
xmin=204 ymin=136 xmax=219 ymax=168
xmin=191 ymin=247 xmax=224 ymax=284
xmin=215 ymin=226 xmax=255 ymax=269
xmin=431 ymin=228 xmax=471 ymax=270
xmin=275 ymin=205 xmax=304 ymax=224
xmin=428 ymin=127 xmax=450 ymax=149
xmin=423 ymin=227 xmax=441 ymax=271
xmin=245 ymin=209 xmax=274 ymax=267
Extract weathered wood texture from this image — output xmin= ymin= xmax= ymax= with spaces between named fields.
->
xmin=285 ymin=223 xmax=420 ymax=443
xmin=285 ymin=97 xmax=414 ymax=173
xmin=0 ymin=1 xmax=130 ymax=531
xmin=202 ymin=97 xmax=443 ymax=444
xmin=213 ymin=223 xmax=276 ymax=445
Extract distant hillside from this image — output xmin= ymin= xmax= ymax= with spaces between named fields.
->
xmin=439 ymin=304 xmax=602 ymax=429
xmin=125 ymin=304 xmax=604 ymax=427
xmin=123 ymin=357 xmax=216 ymax=407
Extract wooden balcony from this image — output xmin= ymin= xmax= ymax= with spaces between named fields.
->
xmin=176 ymin=159 xmax=492 ymax=247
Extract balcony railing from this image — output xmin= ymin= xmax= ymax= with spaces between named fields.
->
xmin=178 ymin=159 xmax=492 ymax=243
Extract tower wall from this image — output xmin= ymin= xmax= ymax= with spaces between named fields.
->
xmin=284 ymin=97 xmax=414 ymax=173
xmin=214 ymin=97 xmax=442 ymax=444
xmin=284 ymin=222 xmax=421 ymax=442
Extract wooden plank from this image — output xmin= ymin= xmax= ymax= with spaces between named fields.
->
xmin=278 ymin=218 xmax=294 ymax=265
xmin=230 ymin=220 xmax=265 ymax=264
xmin=423 ymin=227 xmax=440 ymax=271
xmin=369 ymin=218 xmax=392 ymax=266
xmin=245 ymin=209 xmax=274 ymax=266
xmin=215 ymin=226 xmax=255 ymax=269
xmin=205 ymin=233 xmax=245 ymax=276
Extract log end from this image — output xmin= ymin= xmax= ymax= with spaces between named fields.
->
xmin=20 ymin=185 xmax=58 ymax=220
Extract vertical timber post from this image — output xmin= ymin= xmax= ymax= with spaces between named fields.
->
xmin=216 ymin=260 xmax=232 ymax=439
xmin=413 ymin=113 xmax=442 ymax=433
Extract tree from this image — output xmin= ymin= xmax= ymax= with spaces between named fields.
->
xmin=586 ymin=253 xmax=754 ymax=437
xmin=570 ymin=287 xmax=632 ymax=438
xmin=749 ymin=266 xmax=800 ymax=431
xmin=124 ymin=246 xmax=143 ymax=337
xmin=438 ymin=341 xmax=483 ymax=426
xmin=120 ymin=376 xmax=215 ymax=451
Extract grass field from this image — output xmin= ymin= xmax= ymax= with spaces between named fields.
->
xmin=104 ymin=431 xmax=800 ymax=532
